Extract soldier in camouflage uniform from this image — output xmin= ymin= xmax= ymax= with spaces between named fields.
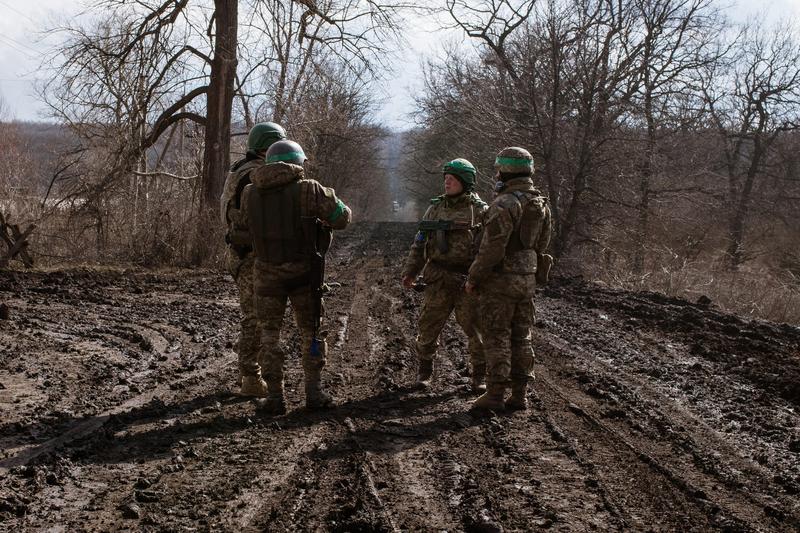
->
xmin=241 ymin=140 xmax=352 ymax=415
xmin=466 ymin=147 xmax=552 ymax=412
xmin=402 ymin=159 xmax=488 ymax=392
xmin=220 ymin=122 xmax=286 ymax=397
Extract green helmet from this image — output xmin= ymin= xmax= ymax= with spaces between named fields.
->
xmin=442 ymin=158 xmax=476 ymax=190
xmin=247 ymin=122 xmax=286 ymax=152
xmin=265 ymin=139 xmax=307 ymax=165
xmin=495 ymin=146 xmax=534 ymax=175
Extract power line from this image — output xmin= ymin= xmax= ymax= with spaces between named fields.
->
xmin=0 ymin=0 xmax=38 ymax=24
xmin=0 ymin=35 xmax=37 ymax=59
xmin=0 ymin=33 xmax=42 ymax=55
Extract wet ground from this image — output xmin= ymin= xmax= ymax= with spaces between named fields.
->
xmin=1 ymin=222 xmax=799 ymax=532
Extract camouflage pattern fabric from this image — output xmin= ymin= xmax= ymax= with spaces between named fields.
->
xmin=477 ymin=275 xmax=536 ymax=386
xmin=403 ymin=192 xmax=488 ymax=370
xmin=225 ymin=251 xmax=261 ymax=379
xmin=220 ymin=155 xmax=264 ymax=381
xmin=416 ymin=275 xmax=485 ymax=369
xmin=402 ymin=191 xmax=487 ymax=282
xmin=467 ymin=177 xmax=552 ymax=388
xmin=242 ymin=162 xmax=351 ymax=392
xmin=220 ymin=157 xmax=261 ymax=229
xmin=253 ymin=262 xmax=325 ymax=390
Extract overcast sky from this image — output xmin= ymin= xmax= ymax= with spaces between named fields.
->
xmin=1 ymin=0 xmax=799 ymax=129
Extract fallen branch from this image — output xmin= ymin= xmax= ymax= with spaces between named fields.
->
xmin=132 ymin=171 xmax=198 ymax=181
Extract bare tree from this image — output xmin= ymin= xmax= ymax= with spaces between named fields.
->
xmin=702 ymin=20 xmax=800 ymax=268
xmin=431 ymin=0 xmax=648 ymax=258
xmin=628 ymin=0 xmax=723 ymax=272
xmin=38 ymin=0 xmax=410 ymax=262
xmin=43 ymin=0 xmax=407 ymax=215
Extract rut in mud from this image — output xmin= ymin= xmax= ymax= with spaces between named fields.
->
xmin=1 ymin=222 xmax=799 ymax=532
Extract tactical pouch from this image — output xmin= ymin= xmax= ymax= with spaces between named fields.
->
xmin=536 ymin=253 xmax=553 ymax=285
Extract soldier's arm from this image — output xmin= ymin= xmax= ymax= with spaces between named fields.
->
xmin=467 ymin=203 xmax=515 ymax=285
xmin=310 ymin=181 xmax=352 ymax=230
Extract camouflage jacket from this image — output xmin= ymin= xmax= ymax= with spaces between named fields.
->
xmin=220 ymin=152 xmax=263 ymax=245
xmin=467 ymin=177 xmax=552 ymax=286
xmin=241 ymin=162 xmax=351 ymax=276
xmin=403 ymin=192 xmax=488 ymax=281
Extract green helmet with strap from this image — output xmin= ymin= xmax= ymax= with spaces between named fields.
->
xmin=265 ymin=139 xmax=307 ymax=165
xmin=495 ymin=146 xmax=534 ymax=175
xmin=443 ymin=158 xmax=477 ymax=190
xmin=247 ymin=122 xmax=286 ymax=152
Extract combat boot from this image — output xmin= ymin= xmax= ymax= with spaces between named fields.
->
xmin=256 ymin=394 xmax=286 ymax=416
xmin=416 ymin=359 xmax=433 ymax=389
xmin=239 ymin=375 xmax=268 ymax=397
xmin=470 ymin=383 xmax=506 ymax=413
xmin=471 ymin=364 xmax=486 ymax=394
xmin=305 ymin=371 xmax=335 ymax=410
xmin=505 ymin=381 xmax=528 ymax=411
xmin=256 ymin=377 xmax=286 ymax=415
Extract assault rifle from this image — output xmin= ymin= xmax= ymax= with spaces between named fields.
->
xmin=304 ymin=217 xmax=331 ymax=358
xmin=418 ymin=219 xmax=474 ymax=254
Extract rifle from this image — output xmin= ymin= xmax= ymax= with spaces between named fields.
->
xmin=417 ymin=219 xmax=474 ymax=254
xmin=304 ymin=217 xmax=330 ymax=358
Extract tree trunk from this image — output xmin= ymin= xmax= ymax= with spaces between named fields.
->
xmin=635 ymin=91 xmax=655 ymax=274
xmin=202 ymin=0 xmax=238 ymax=213
xmin=727 ymin=136 xmax=764 ymax=269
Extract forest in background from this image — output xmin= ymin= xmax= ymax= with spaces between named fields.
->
xmin=1 ymin=0 xmax=798 ymax=323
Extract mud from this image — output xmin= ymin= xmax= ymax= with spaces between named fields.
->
xmin=1 ymin=222 xmax=799 ymax=531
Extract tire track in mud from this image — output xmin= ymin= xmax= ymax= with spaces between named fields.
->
xmin=532 ymin=309 xmax=800 ymax=531
xmin=3 ymin=224 xmax=799 ymax=530
xmin=0 ymin=317 xmax=235 ymax=474
xmin=0 ymin=270 xmax=244 ymax=528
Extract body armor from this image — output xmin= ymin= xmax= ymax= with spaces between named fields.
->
xmin=248 ymin=182 xmax=313 ymax=264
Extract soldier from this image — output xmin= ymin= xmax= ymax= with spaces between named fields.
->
xmin=401 ymin=159 xmax=488 ymax=392
xmin=465 ymin=147 xmax=552 ymax=412
xmin=241 ymin=139 xmax=352 ymax=415
xmin=220 ymin=122 xmax=287 ymax=397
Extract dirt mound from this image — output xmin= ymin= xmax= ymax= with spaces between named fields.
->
xmin=1 ymin=222 xmax=798 ymax=531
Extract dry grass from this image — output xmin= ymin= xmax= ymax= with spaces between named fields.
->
xmin=597 ymin=259 xmax=800 ymax=325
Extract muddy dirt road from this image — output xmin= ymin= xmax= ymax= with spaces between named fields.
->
xmin=1 ymin=222 xmax=799 ymax=532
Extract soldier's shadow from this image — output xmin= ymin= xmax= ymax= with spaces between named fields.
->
xmin=305 ymin=387 xmax=482 ymax=461
xmin=64 ymin=386 xmax=474 ymax=467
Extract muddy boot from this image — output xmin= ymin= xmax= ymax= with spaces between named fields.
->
xmin=470 ymin=383 xmax=506 ymax=413
xmin=505 ymin=381 xmax=528 ymax=411
xmin=256 ymin=378 xmax=286 ymax=415
xmin=305 ymin=372 xmax=335 ymax=410
xmin=239 ymin=375 xmax=268 ymax=398
xmin=255 ymin=394 xmax=286 ymax=416
xmin=416 ymin=359 xmax=433 ymax=389
xmin=470 ymin=364 xmax=486 ymax=395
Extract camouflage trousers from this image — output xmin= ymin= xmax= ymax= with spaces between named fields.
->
xmin=253 ymin=261 xmax=327 ymax=389
xmin=226 ymin=249 xmax=261 ymax=379
xmin=478 ymin=274 xmax=536 ymax=387
xmin=416 ymin=273 xmax=485 ymax=369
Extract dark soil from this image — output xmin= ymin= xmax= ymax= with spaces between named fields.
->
xmin=1 ymin=222 xmax=799 ymax=531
